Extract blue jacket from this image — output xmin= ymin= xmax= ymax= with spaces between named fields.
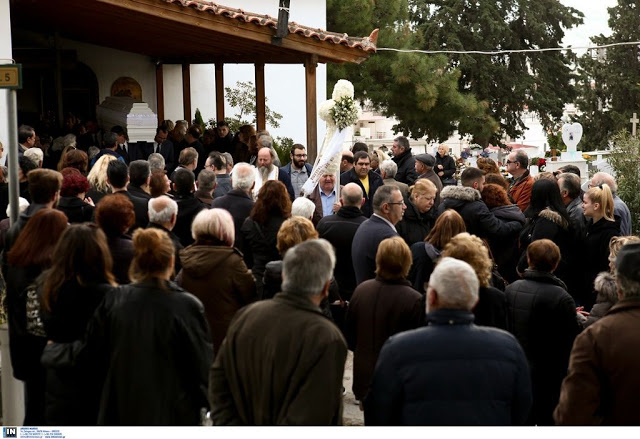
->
xmin=351 ymin=215 xmax=398 ymax=285
xmin=364 ymin=309 xmax=532 ymax=426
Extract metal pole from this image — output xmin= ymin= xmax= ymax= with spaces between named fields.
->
xmin=7 ymin=89 xmax=19 ymax=225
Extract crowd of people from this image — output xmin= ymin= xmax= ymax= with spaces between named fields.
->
xmin=1 ymin=119 xmax=639 ymax=426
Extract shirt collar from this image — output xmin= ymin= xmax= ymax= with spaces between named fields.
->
xmin=373 ymin=213 xmax=397 ymax=232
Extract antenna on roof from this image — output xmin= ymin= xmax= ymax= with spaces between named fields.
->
xmin=273 ymin=0 xmax=290 ymax=45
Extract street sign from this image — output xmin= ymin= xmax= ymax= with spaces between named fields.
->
xmin=0 ymin=64 xmax=22 ymax=89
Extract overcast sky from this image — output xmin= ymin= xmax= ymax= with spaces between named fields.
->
xmin=559 ymin=0 xmax=618 ymax=52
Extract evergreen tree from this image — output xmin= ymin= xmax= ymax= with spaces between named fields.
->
xmin=574 ymin=0 xmax=640 ymax=150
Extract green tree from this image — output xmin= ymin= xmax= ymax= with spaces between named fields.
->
xmin=194 ymin=108 xmax=206 ymax=132
xmin=607 ymin=130 xmax=640 ymax=232
xmin=412 ymin=0 xmax=583 ymax=145
xmin=217 ymin=81 xmax=283 ymax=133
xmin=573 ymin=1 xmax=640 ymax=150
xmin=327 ymin=0 xmax=498 ymax=143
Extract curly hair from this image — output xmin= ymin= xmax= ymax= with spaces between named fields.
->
xmin=95 ymin=194 xmax=135 ymax=237
xmin=251 ymin=180 xmax=292 ymax=225
xmin=441 ymin=232 xmax=492 ymax=287
xmin=476 ymin=157 xmax=500 ymax=175
xmin=481 ymin=183 xmax=511 ymax=209
xmin=60 ymin=172 xmax=90 ymax=197
xmin=276 ymin=217 xmax=318 ymax=256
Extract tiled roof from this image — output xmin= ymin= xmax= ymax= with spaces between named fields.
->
xmin=164 ymin=0 xmax=378 ymax=52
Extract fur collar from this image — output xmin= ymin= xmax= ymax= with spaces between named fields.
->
xmin=538 ymin=208 xmax=569 ymax=229
xmin=440 ymin=185 xmax=481 ymax=202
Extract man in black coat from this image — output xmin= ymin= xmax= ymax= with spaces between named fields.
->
xmin=127 ymin=160 xmax=152 ymax=201
xmin=105 ymin=160 xmax=149 ymax=231
xmin=147 ymin=195 xmax=183 ymax=274
xmin=351 ymin=185 xmax=405 ymax=285
xmin=437 ymin=167 xmax=522 ymax=240
xmin=142 ymin=126 xmax=175 ymax=172
xmin=365 ymin=257 xmax=532 ymax=426
xmin=211 ymin=163 xmax=255 ymax=247
xmin=172 ymin=167 xmax=207 ymax=247
xmin=340 ymin=151 xmax=383 ymax=218
xmin=317 ymin=183 xmax=366 ymax=301
xmin=391 ymin=136 xmax=418 ymax=186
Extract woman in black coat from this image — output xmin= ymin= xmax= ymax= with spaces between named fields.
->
xmin=581 ymin=183 xmax=620 ymax=309
xmin=435 ymin=144 xmax=457 ymax=186
xmin=4 ymin=209 xmax=68 ymax=426
xmin=56 ymin=171 xmax=94 ymax=223
xmin=241 ymin=180 xmax=291 ymax=299
xmin=505 ymin=239 xmax=580 ymax=426
xmin=408 ymin=209 xmax=466 ymax=294
xmin=95 ymin=194 xmax=135 ymax=284
xmin=42 ymin=228 xmax=214 ymax=425
xmin=441 ymin=232 xmax=507 ymax=329
xmin=396 ymin=179 xmax=437 ymax=246
xmin=40 ymin=224 xmax=117 ymax=425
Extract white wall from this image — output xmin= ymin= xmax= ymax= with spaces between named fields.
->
xmin=162 ymin=0 xmax=328 ymax=147
xmin=59 ymin=38 xmax=158 ymax=114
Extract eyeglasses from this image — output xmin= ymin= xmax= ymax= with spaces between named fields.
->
xmin=506 ymin=160 xmax=516 ymax=164
xmin=387 ymin=200 xmax=405 ymax=206
xmin=588 ymin=183 xmax=604 ymax=189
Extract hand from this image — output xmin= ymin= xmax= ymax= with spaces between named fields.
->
xmin=438 ymin=171 xmax=444 ymax=176
xmin=84 ymin=196 xmax=95 ymax=207
xmin=437 ymin=164 xmax=443 ymax=170
xmin=332 ymin=202 xmax=341 ymax=213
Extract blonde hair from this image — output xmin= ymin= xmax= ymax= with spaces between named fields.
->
xmin=609 ymin=235 xmax=640 ymax=264
xmin=277 ymin=217 xmax=318 ymax=256
xmin=191 ymin=208 xmax=235 ymax=247
xmin=129 ymin=228 xmax=175 ymax=284
xmin=375 ymin=236 xmax=412 ymax=281
xmin=585 ymin=183 xmax=615 ymax=222
xmin=409 ymin=178 xmax=437 ymax=203
xmin=87 ymin=154 xmax=117 ymax=194
xmin=441 ymin=232 xmax=492 ymax=287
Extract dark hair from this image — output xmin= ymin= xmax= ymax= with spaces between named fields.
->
xmin=129 ymin=228 xmax=175 ymax=284
xmin=60 ymin=149 xmax=89 ymax=174
xmin=156 ymin=126 xmax=168 ymax=136
xmin=208 ymin=152 xmax=225 ymax=171
xmin=342 ymin=153 xmax=354 ymax=164
xmin=216 ymin=120 xmax=229 ymax=128
xmin=110 ymin=126 xmax=127 ymax=140
xmin=352 ymin=142 xmax=368 ymax=154
xmin=19 ymin=155 xmax=37 ymax=177
xmin=7 ymin=209 xmax=68 ymax=267
xmin=558 ymin=164 xmax=581 ymax=177
xmin=484 ymin=173 xmax=509 ymax=190
xmin=426 ymin=209 xmax=466 ymax=249
xmin=250 ymin=180 xmax=292 ymax=225
xmin=481 ymin=184 xmax=511 ymax=208
xmin=149 ymin=169 xmax=169 ymax=198
xmin=28 ymin=169 xmax=63 ymax=204
xmin=60 ymin=173 xmax=90 ymax=197
xmin=95 ymin=194 xmax=135 ymax=237
xmin=527 ymin=239 xmax=561 ymax=272
xmin=557 ymin=172 xmax=581 ymax=199
xmin=103 ymin=132 xmax=118 ymax=149
xmin=187 ymin=124 xmax=202 ymax=139
xmin=173 ymin=167 xmax=195 ymax=195
xmin=525 ymin=178 xmax=571 ymax=224
xmin=394 ymin=136 xmax=410 ymax=151
xmin=42 ymin=224 xmax=115 ymax=312
xmin=18 ymin=125 xmax=35 ymax=144
xmin=129 ymin=160 xmax=150 ymax=187
xmin=106 ymin=160 xmax=129 ymax=189
xmin=354 ymin=151 xmax=370 ymax=163
xmin=290 ymin=144 xmax=305 ymax=155
xmin=461 ymin=167 xmax=484 ymax=187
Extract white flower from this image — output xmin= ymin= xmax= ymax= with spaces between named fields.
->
xmin=331 ymin=79 xmax=354 ymax=101
xmin=318 ymin=99 xmax=336 ymax=124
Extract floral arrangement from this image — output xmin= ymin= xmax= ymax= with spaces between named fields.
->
xmin=530 ymin=157 xmax=546 ymax=171
xmin=319 ymin=79 xmax=361 ymax=131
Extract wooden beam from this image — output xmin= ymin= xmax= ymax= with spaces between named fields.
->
xmin=305 ymin=57 xmax=318 ymax=162
xmin=215 ymin=62 xmax=225 ymax=123
xmin=155 ymin=62 xmax=164 ymax=125
xmin=255 ymin=62 xmax=266 ymax=131
xmin=182 ymin=62 xmax=191 ymax=123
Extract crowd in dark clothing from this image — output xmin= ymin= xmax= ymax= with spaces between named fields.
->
xmin=2 ymin=121 xmax=638 ymax=427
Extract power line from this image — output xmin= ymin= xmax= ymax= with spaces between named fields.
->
xmin=376 ymin=40 xmax=640 ymax=55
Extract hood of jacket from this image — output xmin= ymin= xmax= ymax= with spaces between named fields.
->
xmin=179 ymin=244 xmax=237 ymax=278
xmin=538 ymin=208 xmax=569 ymax=230
xmin=440 ymin=185 xmax=481 ymax=202
xmin=491 ymin=204 xmax=526 ymax=223
xmin=424 ymin=242 xmax=441 ymax=260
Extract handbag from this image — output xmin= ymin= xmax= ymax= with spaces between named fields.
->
xmin=25 ymin=282 xmax=46 ymax=337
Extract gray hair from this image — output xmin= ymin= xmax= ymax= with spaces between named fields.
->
xmin=514 ymin=150 xmax=529 ymax=169
xmin=231 ymin=162 xmax=255 ymax=191
xmin=292 ymin=197 xmax=316 ymax=220
xmin=372 ymin=185 xmax=399 ymax=214
xmin=222 ymin=152 xmax=233 ymax=168
xmin=342 ymin=183 xmax=363 ymax=207
xmin=282 ymin=239 xmax=336 ymax=298
xmin=427 ymin=257 xmax=479 ymax=311
xmin=394 ymin=136 xmax=410 ymax=151
xmin=258 ymin=135 xmax=273 ymax=149
xmin=616 ymin=269 xmax=640 ymax=299
xmin=592 ymin=172 xmax=618 ymax=194
xmin=87 ymin=146 xmax=100 ymax=161
xmin=558 ymin=172 xmax=581 ymax=199
xmin=24 ymin=148 xmax=43 ymax=167
xmin=148 ymin=195 xmax=178 ymax=224
xmin=379 ymin=159 xmax=398 ymax=178
xmin=148 ymin=153 xmax=165 ymax=171
xmin=197 ymin=168 xmax=217 ymax=192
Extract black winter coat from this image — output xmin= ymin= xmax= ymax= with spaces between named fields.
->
xmin=437 ymin=186 xmax=522 ymax=240
xmin=364 ymin=309 xmax=532 ymax=425
xmin=583 ymin=218 xmax=619 ymax=308
xmin=505 ymin=270 xmax=580 ymax=425
xmin=435 ymin=153 xmax=456 ymax=184
xmin=212 ymin=189 xmax=254 ymax=246
xmin=317 ymin=206 xmax=367 ymax=300
xmin=475 ymin=286 xmax=508 ymax=330
xmin=408 ymin=242 xmax=440 ymax=294
xmin=174 ymin=194 xmax=208 ymax=247
xmin=41 ymin=281 xmax=114 ymax=425
xmin=41 ymin=281 xmax=214 ymax=425
xmin=340 ymin=169 xmax=384 ymax=218
xmin=489 ymin=204 xmax=526 ymax=283
xmin=391 ymin=149 xmax=418 ymax=186
xmin=57 ymin=196 xmax=94 ymax=224
xmin=396 ymin=200 xmax=433 ymax=246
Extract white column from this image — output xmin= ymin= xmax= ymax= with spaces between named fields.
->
xmin=0 ymin=0 xmax=26 ymax=426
